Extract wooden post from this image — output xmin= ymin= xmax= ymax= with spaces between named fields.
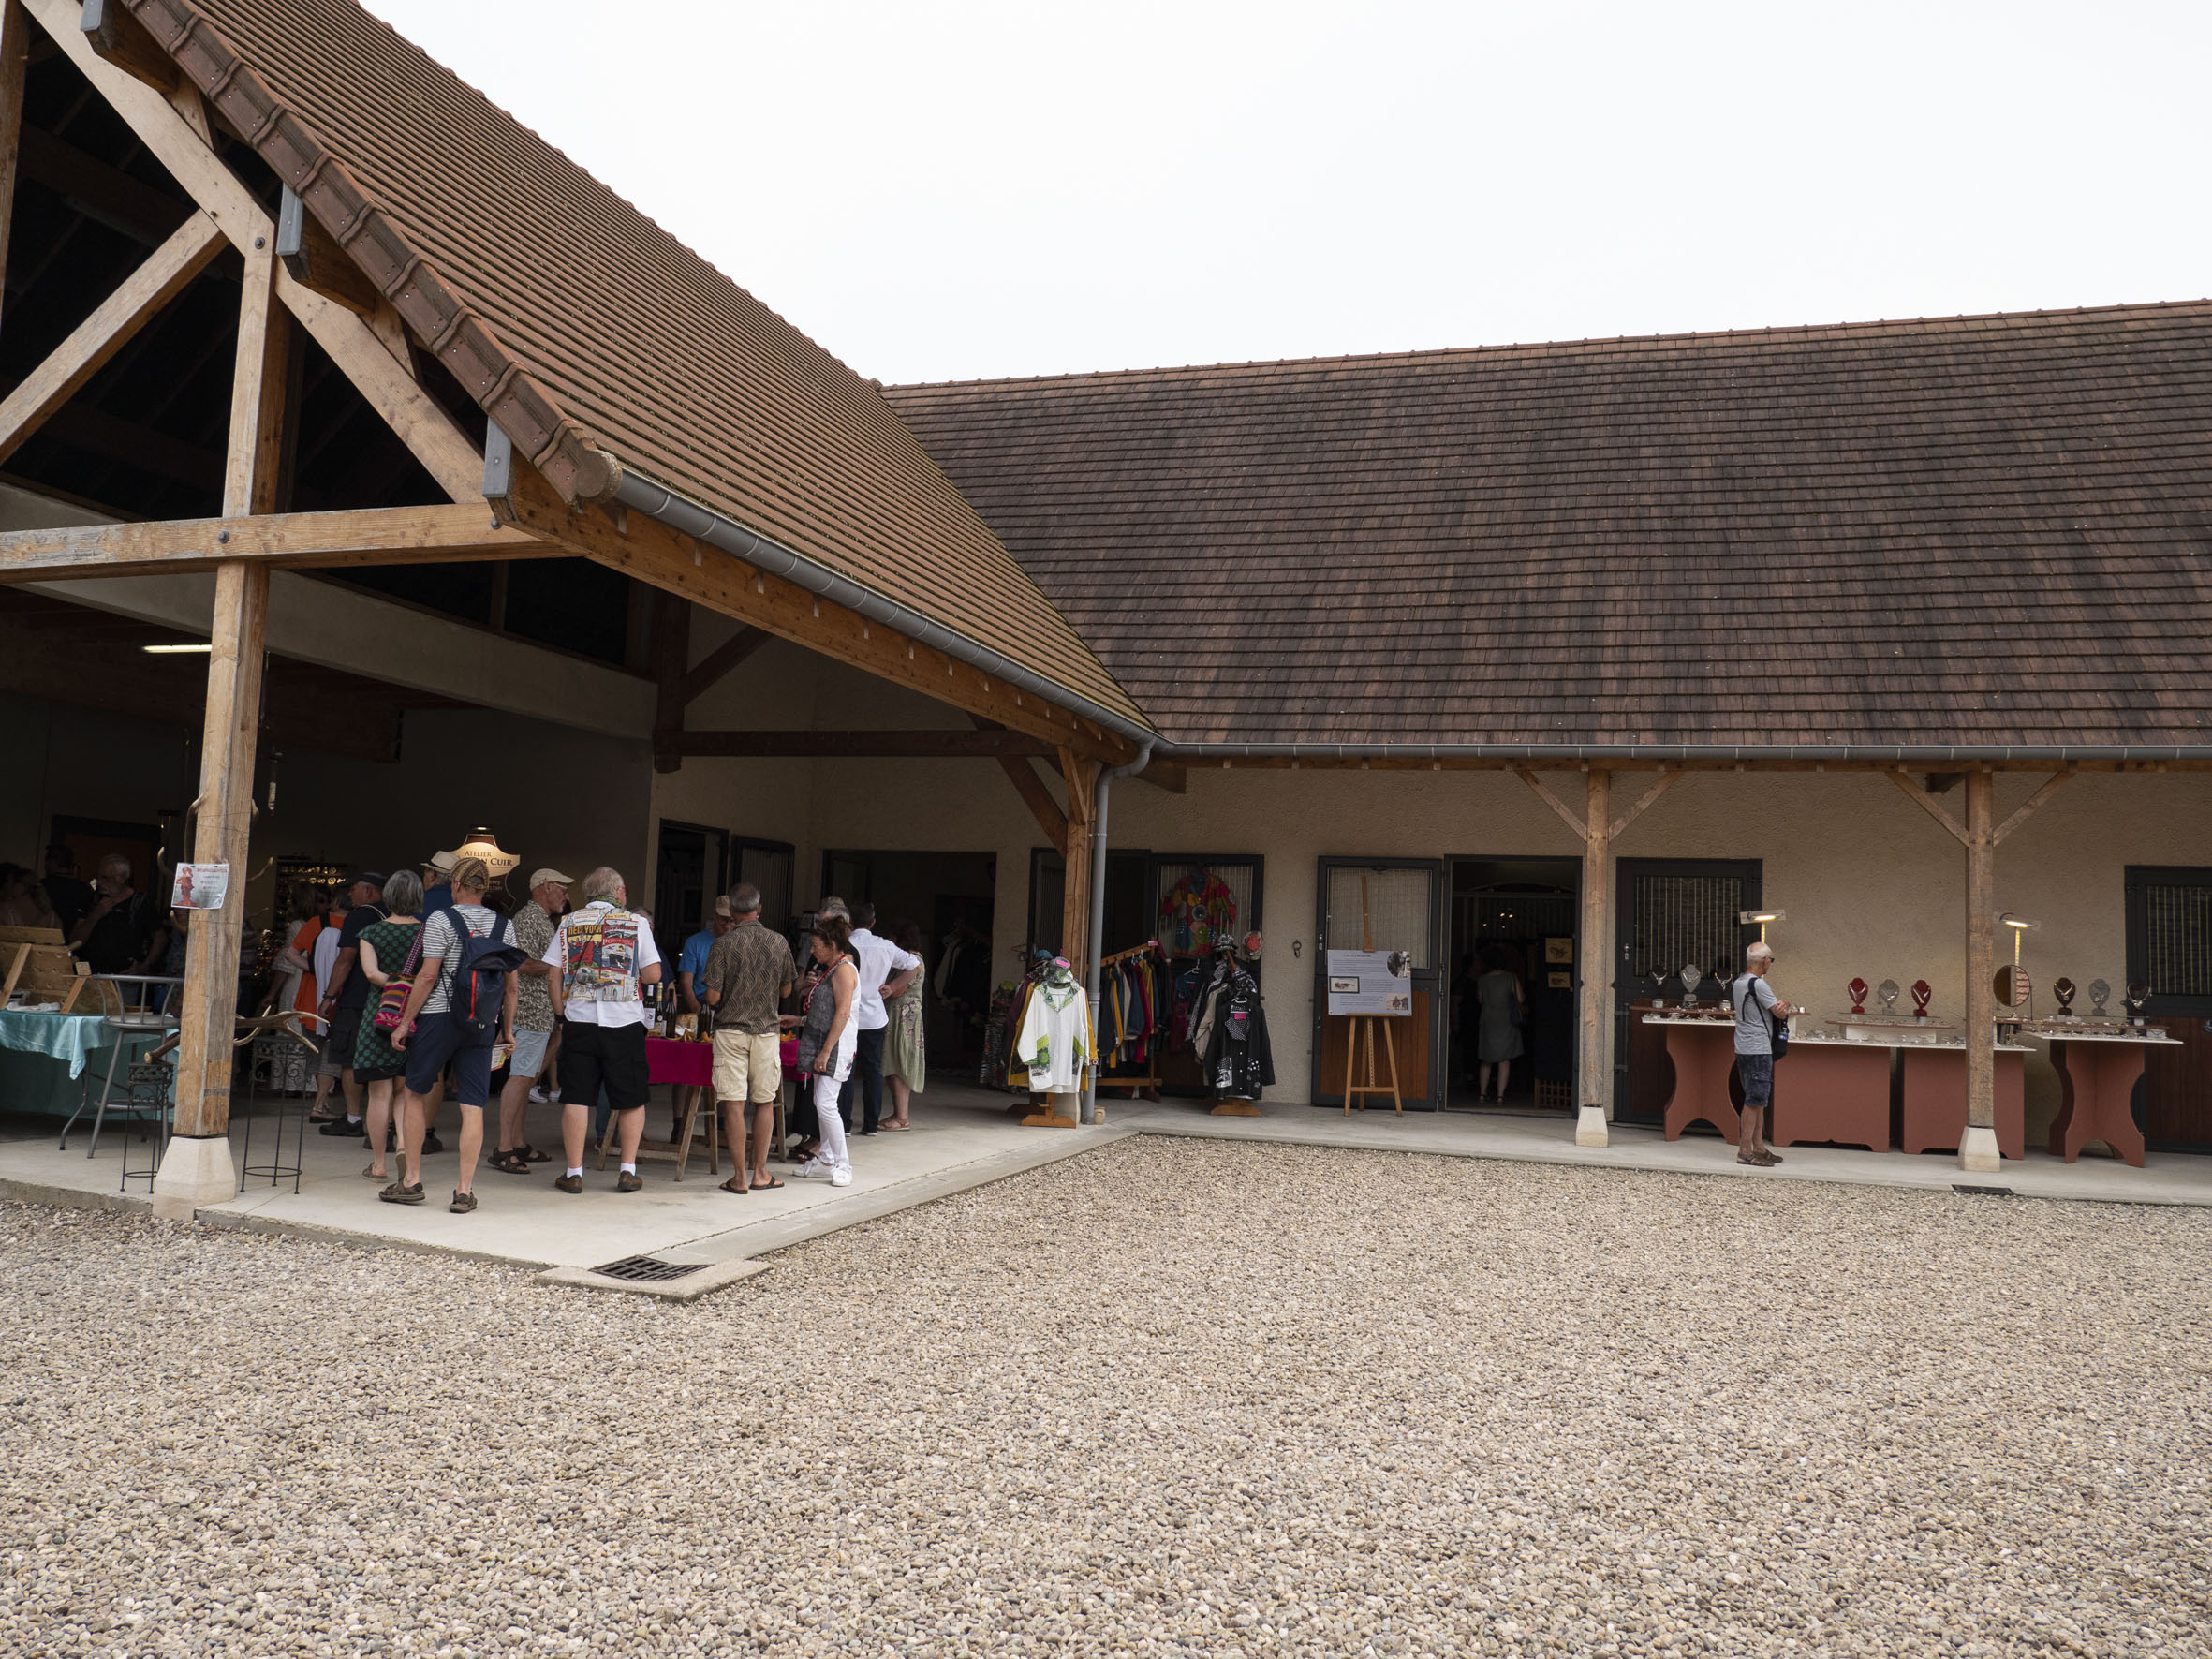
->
xmin=0 ymin=0 xmax=28 ymax=326
xmin=153 ymin=247 xmax=284 ymax=1217
xmin=1960 ymin=769 xmax=2001 ymax=1172
xmin=1576 ymin=770 xmax=1613 ymax=1147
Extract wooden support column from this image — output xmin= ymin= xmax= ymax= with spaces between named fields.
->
xmin=1960 ymin=770 xmax=2001 ymax=1173
xmin=1577 ymin=771 xmax=1614 ymax=1148
xmin=0 ymin=0 xmax=29 ymax=326
xmin=1025 ymin=746 xmax=1099 ymax=1130
xmin=154 ymin=244 xmax=283 ymax=1217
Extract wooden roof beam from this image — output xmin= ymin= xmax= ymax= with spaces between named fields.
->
xmin=79 ymin=0 xmax=175 ymax=92
xmin=0 ymin=502 xmax=539 ymax=582
xmin=492 ymin=457 xmax=1132 ymax=763
xmin=661 ymin=730 xmax=1058 ymax=760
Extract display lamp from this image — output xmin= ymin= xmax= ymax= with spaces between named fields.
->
xmin=1737 ymin=909 xmax=1786 ymax=943
xmin=1997 ymin=913 xmax=2039 ymax=1017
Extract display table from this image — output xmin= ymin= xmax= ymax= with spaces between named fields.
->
xmin=1898 ymin=1043 xmax=2029 ymax=1159
xmin=1770 ymin=1034 xmax=1890 ymax=1152
xmin=645 ymin=1036 xmax=713 ymax=1089
xmin=593 ymin=1036 xmax=719 ymax=1180
xmin=0 ymin=1008 xmax=127 ymax=1117
xmin=1642 ymin=1015 xmax=1742 ymax=1141
xmin=2044 ymin=1029 xmax=2179 ymax=1167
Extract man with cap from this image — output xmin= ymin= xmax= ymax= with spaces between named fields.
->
xmin=677 ymin=895 xmax=735 ymax=1018
xmin=315 ymin=868 xmax=390 ymax=1141
xmin=489 ymin=867 xmax=572 ymax=1174
xmin=420 ymin=849 xmax=458 ymax=916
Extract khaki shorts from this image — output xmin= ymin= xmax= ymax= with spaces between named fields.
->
xmin=713 ymin=1029 xmax=783 ymax=1104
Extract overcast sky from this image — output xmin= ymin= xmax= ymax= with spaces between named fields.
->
xmin=364 ymin=0 xmax=2210 ymax=387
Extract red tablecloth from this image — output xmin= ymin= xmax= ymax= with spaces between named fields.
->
xmin=646 ymin=1036 xmax=713 ymax=1089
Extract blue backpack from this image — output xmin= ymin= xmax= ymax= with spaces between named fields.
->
xmin=438 ymin=907 xmax=528 ymax=1036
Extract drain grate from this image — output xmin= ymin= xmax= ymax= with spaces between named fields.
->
xmin=1953 ymin=1184 xmax=2015 ymax=1198
xmin=591 ymin=1254 xmax=710 ymax=1282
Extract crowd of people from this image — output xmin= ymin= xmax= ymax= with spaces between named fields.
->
xmin=273 ymin=845 xmax=928 ymax=1218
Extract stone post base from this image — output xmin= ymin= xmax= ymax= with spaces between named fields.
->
xmin=1957 ymin=1124 xmax=2004 ymax=1175
xmin=151 ymin=1133 xmax=236 ymax=1221
xmin=1574 ymin=1105 xmax=1610 ymax=1148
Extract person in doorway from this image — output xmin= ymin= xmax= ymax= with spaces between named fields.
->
xmin=833 ymin=898 xmax=921 ymax=1136
xmin=352 ymin=871 xmax=425 ymax=1186
xmin=41 ymin=846 xmax=94 ymax=941
xmin=880 ymin=917 xmax=927 ymax=1130
xmin=678 ymin=896 xmax=734 ymax=1016
xmin=489 ymin=867 xmax=571 ymax=1175
xmin=386 ymin=857 xmax=519 ymax=1213
xmin=1731 ymin=941 xmax=1795 ymax=1168
xmin=1473 ymin=947 xmax=1526 ymax=1104
xmin=72 ymin=854 xmax=170 ymax=984
xmin=271 ymin=889 xmax=329 ymax=1099
xmin=792 ymin=914 xmax=859 ymax=1187
xmin=315 ymin=871 xmax=388 ymax=1133
xmin=700 ymin=881 xmax=796 ymax=1194
xmin=543 ymin=866 xmax=662 ymax=1193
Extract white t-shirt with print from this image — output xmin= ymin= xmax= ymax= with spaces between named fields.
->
xmin=542 ymin=900 xmax=663 ymax=1028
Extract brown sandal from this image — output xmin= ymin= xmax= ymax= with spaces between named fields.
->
xmin=718 ymin=1176 xmax=749 ymax=1194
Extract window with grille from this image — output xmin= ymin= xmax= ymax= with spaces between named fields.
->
xmin=1630 ymin=873 xmax=1746 ymax=983
xmin=1325 ymin=867 xmax=1436 ymax=966
xmin=2128 ymin=867 xmax=2212 ymax=1013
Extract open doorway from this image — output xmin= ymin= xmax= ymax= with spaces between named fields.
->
xmin=1445 ymin=857 xmax=1581 ymax=1116
xmin=818 ymin=849 xmax=997 ymax=1073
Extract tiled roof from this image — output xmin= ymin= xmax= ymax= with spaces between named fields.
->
xmin=890 ymin=304 xmax=2212 ymax=750
xmin=135 ymin=0 xmax=1142 ymax=726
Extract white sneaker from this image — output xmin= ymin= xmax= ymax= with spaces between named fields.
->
xmin=792 ymin=1158 xmax=830 ymax=1179
xmin=829 ymin=1167 xmax=852 ymax=1187
xmin=527 ymin=1085 xmax=548 ymax=1104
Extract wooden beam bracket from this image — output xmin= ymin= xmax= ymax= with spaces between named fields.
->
xmin=1886 ymin=768 xmax=1971 ymax=846
xmin=1515 ymin=767 xmax=1593 ymax=844
xmin=1990 ymin=769 xmax=2074 ymax=847
xmin=1607 ymin=769 xmax=1679 ymax=840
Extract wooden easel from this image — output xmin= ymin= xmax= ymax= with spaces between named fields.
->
xmin=1343 ymin=1015 xmax=1403 ymax=1113
xmin=1338 ymin=876 xmax=1403 ymax=1114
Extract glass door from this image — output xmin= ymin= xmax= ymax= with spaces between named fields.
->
xmin=1312 ymin=858 xmax=1444 ymax=1108
xmin=1613 ymin=858 xmax=1762 ymax=1126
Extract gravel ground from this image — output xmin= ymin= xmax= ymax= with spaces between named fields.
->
xmin=3 ymin=1138 xmax=2209 ymax=1658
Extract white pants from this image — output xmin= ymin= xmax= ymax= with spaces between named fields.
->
xmin=812 ymin=1070 xmax=850 ymax=1175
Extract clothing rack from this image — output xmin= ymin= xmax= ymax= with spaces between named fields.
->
xmin=1097 ymin=940 xmax=1165 ymax=1101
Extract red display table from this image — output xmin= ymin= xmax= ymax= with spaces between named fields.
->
xmin=1900 ymin=1044 xmax=2028 ymax=1160
xmin=1644 ymin=1017 xmax=1741 ymax=1141
xmin=1770 ymin=1036 xmax=1889 ymax=1152
xmin=2045 ymin=1032 xmax=2175 ymax=1167
xmin=646 ymin=1035 xmax=713 ymax=1089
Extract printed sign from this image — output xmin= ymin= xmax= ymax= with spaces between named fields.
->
xmin=1544 ymin=937 xmax=1573 ymax=964
xmin=1327 ymin=948 xmax=1411 ymax=1015
xmin=170 ymin=863 xmax=230 ymax=910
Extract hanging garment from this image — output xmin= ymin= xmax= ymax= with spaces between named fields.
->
xmin=1159 ymin=868 xmax=1236 ymax=957
xmin=1016 ymin=972 xmax=1094 ymax=1093
xmin=1201 ymin=967 xmax=1276 ymax=1100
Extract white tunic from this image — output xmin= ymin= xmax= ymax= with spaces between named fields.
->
xmin=1016 ymin=977 xmax=1094 ymax=1093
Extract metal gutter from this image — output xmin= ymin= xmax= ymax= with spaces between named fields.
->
xmin=614 ymin=471 xmax=1160 ymax=754
xmin=1145 ymin=742 xmax=2212 ymax=763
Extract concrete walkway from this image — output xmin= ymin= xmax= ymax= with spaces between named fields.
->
xmin=2 ymin=1082 xmax=2205 ymax=1275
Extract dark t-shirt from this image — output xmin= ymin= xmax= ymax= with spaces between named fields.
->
xmin=43 ymin=875 xmax=94 ymax=938
xmin=333 ymin=903 xmax=389 ymax=1008
xmin=81 ymin=890 xmax=165 ymax=975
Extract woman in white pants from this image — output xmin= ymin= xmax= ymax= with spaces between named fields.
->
xmin=796 ymin=914 xmax=859 ymax=1187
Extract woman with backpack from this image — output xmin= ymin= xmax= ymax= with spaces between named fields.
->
xmin=384 ymin=857 xmax=524 ymax=1213
xmin=351 ymin=871 xmax=424 ymax=1188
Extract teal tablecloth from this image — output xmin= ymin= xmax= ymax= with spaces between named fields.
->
xmin=0 ymin=1010 xmax=148 ymax=1118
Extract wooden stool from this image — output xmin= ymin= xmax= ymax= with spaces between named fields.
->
xmin=597 ymin=1083 xmax=719 ymax=1179
xmin=1343 ymin=1015 xmax=1403 ymax=1114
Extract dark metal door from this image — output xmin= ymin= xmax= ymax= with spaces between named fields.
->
xmin=1313 ymin=858 xmax=1445 ymax=1108
xmin=1613 ymin=859 xmax=1762 ymax=1126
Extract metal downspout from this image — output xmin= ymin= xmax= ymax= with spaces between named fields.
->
xmin=1083 ymin=738 xmax=1155 ymax=1124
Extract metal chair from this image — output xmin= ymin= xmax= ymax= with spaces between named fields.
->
xmin=57 ymin=976 xmax=182 ymax=1156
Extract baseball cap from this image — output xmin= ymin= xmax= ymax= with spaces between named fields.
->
xmin=527 ymin=867 xmax=576 ymax=889
xmin=344 ymin=870 xmax=386 ymax=891
xmin=713 ymin=895 xmax=731 ymax=918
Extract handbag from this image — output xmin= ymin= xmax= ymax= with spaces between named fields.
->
xmin=1736 ymin=973 xmax=1789 ymax=1058
xmin=371 ymin=924 xmax=424 ymax=1035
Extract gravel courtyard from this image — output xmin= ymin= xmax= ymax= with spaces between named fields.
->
xmin=4 ymin=1139 xmax=2208 ymax=1658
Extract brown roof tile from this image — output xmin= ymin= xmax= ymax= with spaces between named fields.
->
xmin=135 ymin=0 xmax=1142 ymax=726
xmin=889 ymin=305 xmax=2212 ymax=750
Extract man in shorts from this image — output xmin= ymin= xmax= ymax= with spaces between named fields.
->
xmin=385 ymin=857 xmax=520 ymax=1212
xmin=1731 ymin=941 xmax=1794 ymax=1168
xmin=700 ymin=882 xmax=796 ymax=1192
xmin=544 ymin=867 xmax=663 ymax=1192
xmin=489 ymin=867 xmax=572 ymax=1175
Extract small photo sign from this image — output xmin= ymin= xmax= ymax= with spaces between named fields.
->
xmin=170 ymin=863 xmax=230 ymax=910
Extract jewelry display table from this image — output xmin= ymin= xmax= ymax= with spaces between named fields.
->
xmin=2039 ymin=1028 xmax=2180 ymax=1168
xmin=1899 ymin=1044 xmax=2030 ymax=1160
xmin=1769 ymin=1034 xmax=1891 ymax=1152
xmin=1640 ymin=1015 xmax=1741 ymax=1142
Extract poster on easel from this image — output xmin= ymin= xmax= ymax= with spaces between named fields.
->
xmin=1327 ymin=949 xmax=1410 ymax=1015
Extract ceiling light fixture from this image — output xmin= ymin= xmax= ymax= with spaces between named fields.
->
xmin=141 ymin=643 xmax=211 ymax=654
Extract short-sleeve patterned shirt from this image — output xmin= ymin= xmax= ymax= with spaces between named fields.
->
xmin=511 ymin=901 xmax=557 ymax=1032
xmin=700 ymin=919 xmax=797 ymax=1035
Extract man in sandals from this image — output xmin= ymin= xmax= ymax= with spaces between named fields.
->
xmin=700 ymin=882 xmax=796 ymax=1195
xmin=1732 ymin=942 xmax=1793 ymax=1167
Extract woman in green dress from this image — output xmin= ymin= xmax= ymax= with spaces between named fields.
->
xmin=881 ymin=918 xmax=927 ymax=1130
xmin=351 ymin=870 xmax=423 ymax=1184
